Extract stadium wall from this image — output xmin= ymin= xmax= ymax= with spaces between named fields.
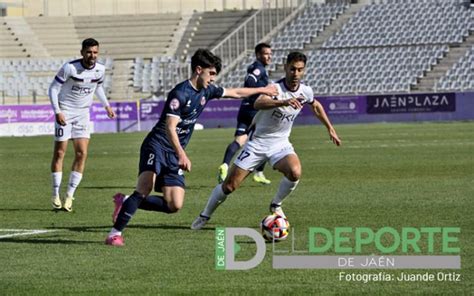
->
xmin=2 ymin=0 xmax=294 ymax=16
xmin=1 ymin=92 xmax=473 ymax=137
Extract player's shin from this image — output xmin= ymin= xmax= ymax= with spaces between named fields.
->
xmin=139 ymin=195 xmax=172 ymax=213
xmin=223 ymin=141 xmax=241 ymax=165
xmin=113 ymin=191 xmax=144 ymax=231
xmin=271 ymin=176 xmax=299 ymax=205
xmin=66 ymin=171 xmax=82 ymax=197
xmin=201 ymin=184 xmax=228 ymax=218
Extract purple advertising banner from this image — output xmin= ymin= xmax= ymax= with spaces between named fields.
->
xmin=140 ymin=101 xmax=163 ymax=121
xmin=0 ymin=105 xmax=55 ymax=123
xmin=318 ymin=96 xmax=365 ymax=115
xmin=367 ymin=93 xmax=456 ymax=114
xmin=201 ymin=99 xmax=241 ymax=119
xmin=90 ymin=102 xmax=138 ymax=121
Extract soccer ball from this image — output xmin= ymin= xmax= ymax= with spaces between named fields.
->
xmin=260 ymin=214 xmax=290 ymax=242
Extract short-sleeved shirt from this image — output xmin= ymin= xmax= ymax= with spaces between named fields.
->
xmin=240 ymin=60 xmax=269 ymax=110
xmin=53 ymin=59 xmax=105 ymax=113
xmin=249 ymin=78 xmax=314 ymax=145
xmin=148 ymin=80 xmax=225 ymax=152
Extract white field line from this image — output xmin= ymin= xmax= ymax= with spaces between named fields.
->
xmin=0 ymin=229 xmax=57 ymax=239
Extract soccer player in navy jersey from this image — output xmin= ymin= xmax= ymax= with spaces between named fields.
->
xmin=217 ymin=43 xmax=273 ymax=185
xmin=105 ymin=49 xmax=278 ymax=246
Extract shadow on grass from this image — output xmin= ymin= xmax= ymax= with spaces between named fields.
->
xmin=49 ymin=223 xmax=215 ymax=232
xmin=0 ymin=208 xmax=55 ymax=212
xmin=0 ymin=235 xmax=101 ymax=245
xmin=81 ymin=186 xmax=135 ymax=190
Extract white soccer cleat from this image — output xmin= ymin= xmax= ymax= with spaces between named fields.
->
xmin=191 ymin=214 xmax=210 ymax=230
xmin=51 ymin=196 xmax=62 ymax=210
xmin=270 ymin=203 xmax=286 ymax=218
xmin=63 ymin=195 xmax=74 ymax=212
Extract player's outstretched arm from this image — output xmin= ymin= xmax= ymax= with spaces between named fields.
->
xmin=165 ymin=115 xmax=191 ymax=172
xmin=223 ymin=84 xmax=278 ymax=99
xmin=310 ymin=100 xmax=342 ymax=146
xmin=254 ymin=95 xmax=303 ymax=110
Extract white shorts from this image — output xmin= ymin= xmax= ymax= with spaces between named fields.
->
xmin=233 ymin=139 xmax=295 ymax=171
xmin=54 ymin=111 xmax=91 ymax=141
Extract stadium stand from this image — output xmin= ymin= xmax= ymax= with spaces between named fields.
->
xmin=243 ymin=0 xmax=473 ymax=95
xmin=437 ymin=45 xmax=474 ymax=91
xmin=0 ymin=57 xmax=113 ymax=104
xmin=175 ymin=9 xmax=256 ymax=60
xmin=1 ymin=0 xmax=474 ymax=104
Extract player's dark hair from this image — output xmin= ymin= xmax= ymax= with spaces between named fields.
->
xmin=255 ymin=43 xmax=271 ymax=55
xmin=191 ymin=49 xmax=222 ymax=74
xmin=82 ymin=38 xmax=99 ymax=49
xmin=286 ymin=51 xmax=307 ymax=65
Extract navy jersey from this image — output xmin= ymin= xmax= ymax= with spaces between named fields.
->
xmin=240 ymin=60 xmax=269 ymax=109
xmin=150 ymin=80 xmax=225 ymax=152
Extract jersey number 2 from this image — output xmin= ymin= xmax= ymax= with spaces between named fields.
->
xmin=147 ymin=153 xmax=155 ymax=165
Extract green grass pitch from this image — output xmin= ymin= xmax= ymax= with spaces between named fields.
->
xmin=0 ymin=122 xmax=472 ymax=295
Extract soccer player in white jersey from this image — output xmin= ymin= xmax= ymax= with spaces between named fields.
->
xmin=48 ymin=38 xmax=115 ymax=211
xmin=191 ymin=51 xmax=341 ymax=229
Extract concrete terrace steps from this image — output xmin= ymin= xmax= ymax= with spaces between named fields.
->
xmin=415 ymin=33 xmax=474 ymax=92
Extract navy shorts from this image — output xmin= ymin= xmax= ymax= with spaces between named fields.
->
xmin=234 ymin=107 xmax=258 ymax=137
xmin=139 ymin=136 xmax=185 ymax=192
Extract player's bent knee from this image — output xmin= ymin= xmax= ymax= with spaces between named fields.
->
xmin=222 ymin=181 xmax=239 ymax=194
xmin=168 ymin=201 xmax=183 ymax=213
xmin=286 ymin=169 xmax=301 ymax=182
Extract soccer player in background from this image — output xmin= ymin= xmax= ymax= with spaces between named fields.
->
xmin=105 ymin=49 xmax=278 ymax=246
xmin=49 ymin=38 xmax=115 ymax=212
xmin=217 ymin=43 xmax=273 ymax=185
xmin=191 ymin=51 xmax=341 ymax=229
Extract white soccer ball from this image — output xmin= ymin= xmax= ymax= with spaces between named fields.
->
xmin=260 ymin=214 xmax=290 ymax=242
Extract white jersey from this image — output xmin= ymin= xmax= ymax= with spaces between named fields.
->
xmin=53 ymin=59 xmax=106 ymax=113
xmin=250 ymin=79 xmax=314 ymax=144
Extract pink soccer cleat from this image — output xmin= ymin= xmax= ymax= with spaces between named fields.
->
xmin=112 ymin=193 xmax=125 ymax=223
xmin=105 ymin=235 xmax=124 ymax=246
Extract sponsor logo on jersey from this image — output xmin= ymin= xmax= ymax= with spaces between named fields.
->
xmin=271 ymin=110 xmax=296 ymax=122
xmin=71 ymin=85 xmax=92 ymax=95
xmin=170 ymin=98 xmax=180 ymax=111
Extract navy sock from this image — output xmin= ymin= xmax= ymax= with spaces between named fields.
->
xmin=256 ymin=162 xmax=266 ymax=172
xmin=139 ymin=195 xmax=172 ymax=213
xmin=113 ymin=191 xmax=144 ymax=231
xmin=223 ymin=141 xmax=241 ymax=165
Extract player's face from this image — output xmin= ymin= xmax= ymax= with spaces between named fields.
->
xmin=81 ymin=46 xmax=99 ymax=68
xmin=284 ymin=61 xmax=306 ymax=91
xmin=257 ymin=47 xmax=272 ymax=66
xmin=196 ymin=66 xmax=217 ymax=89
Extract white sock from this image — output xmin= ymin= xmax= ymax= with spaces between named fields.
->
xmin=271 ymin=177 xmax=299 ymax=205
xmin=51 ymin=172 xmax=62 ymax=197
xmin=109 ymin=228 xmax=122 ymax=237
xmin=201 ymin=184 xmax=228 ymax=218
xmin=66 ymin=171 xmax=82 ymax=197
xmin=254 ymin=171 xmax=265 ymax=178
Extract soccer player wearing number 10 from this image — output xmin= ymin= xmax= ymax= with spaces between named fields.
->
xmin=48 ymin=38 xmax=115 ymax=212
xmin=105 ymin=49 xmax=278 ymax=246
xmin=191 ymin=51 xmax=342 ymax=229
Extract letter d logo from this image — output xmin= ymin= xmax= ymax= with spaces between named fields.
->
xmin=217 ymin=227 xmax=266 ymax=270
